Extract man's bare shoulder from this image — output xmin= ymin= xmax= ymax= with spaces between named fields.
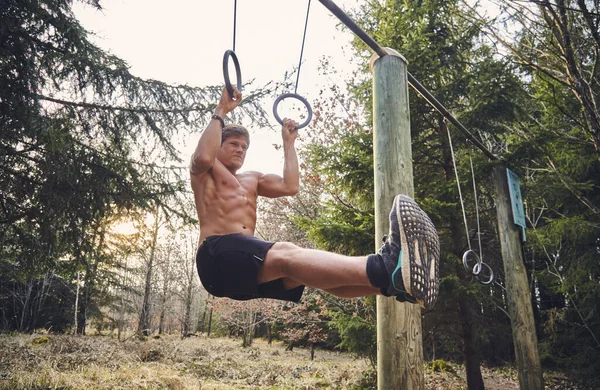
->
xmin=239 ymin=171 xmax=264 ymax=179
xmin=190 ymin=160 xmax=224 ymax=190
xmin=235 ymin=171 xmax=263 ymax=191
xmin=190 ymin=159 xmax=229 ymax=179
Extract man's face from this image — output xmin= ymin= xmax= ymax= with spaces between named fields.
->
xmin=217 ymin=135 xmax=248 ymax=171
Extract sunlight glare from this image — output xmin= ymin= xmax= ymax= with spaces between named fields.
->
xmin=110 ymin=221 xmax=137 ymax=235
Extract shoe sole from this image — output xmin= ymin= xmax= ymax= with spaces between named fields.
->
xmin=391 ymin=195 xmax=440 ymax=309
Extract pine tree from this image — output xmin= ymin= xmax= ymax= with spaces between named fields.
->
xmin=474 ymin=0 xmax=600 ymax=381
xmin=0 ymin=0 xmax=267 ymax=332
xmin=295 ymin=1 xmax=526 ymax=386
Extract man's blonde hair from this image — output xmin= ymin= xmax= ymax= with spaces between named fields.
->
xmin=222 ymin=124 xmax=250 ymax=146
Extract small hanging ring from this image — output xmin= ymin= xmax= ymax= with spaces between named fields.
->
xmin=472 ymin=261 xmax=483 ymax=275
xmin=272 ymin=93 xmax=313 ymax=129
xmin=474 ymin=262 xmax=494 ymax=285
xmin=223 ymin=50 xmax=242 ymax=99
xmin=462 ymin=249 xmax=483 ymax=274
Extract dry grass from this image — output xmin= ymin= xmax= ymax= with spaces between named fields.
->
xmin=0 ymin=333 xmax=579 ymax=389
xmin=1 ymin=333 xmax=370 ymax=389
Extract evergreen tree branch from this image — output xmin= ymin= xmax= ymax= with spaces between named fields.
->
xmin=36 ymin=94 xmax=211 ymax=114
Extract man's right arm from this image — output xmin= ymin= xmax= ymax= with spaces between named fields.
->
xmin=190 ymin=87 xmax=242 ymax=175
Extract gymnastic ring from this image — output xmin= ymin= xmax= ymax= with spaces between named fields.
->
xmin=474 ymin=262 xmax=494 ymax=285
xmin=223 ymin=50 xmax=242 ymax=99
xmin=462 ymin=249 xmax=483 ymax=275
xmin=272 ymin=93 xmax=313 ymax=129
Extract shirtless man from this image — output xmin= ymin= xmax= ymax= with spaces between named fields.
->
xmin=190 ymin=87 xmax=440 ymax=308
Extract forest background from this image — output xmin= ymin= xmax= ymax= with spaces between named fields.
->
xmin=1 ymin=0 xmax=599 ymax=389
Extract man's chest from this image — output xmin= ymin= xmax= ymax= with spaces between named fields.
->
xmin=208 ymin=173 xmax=258 ymax=203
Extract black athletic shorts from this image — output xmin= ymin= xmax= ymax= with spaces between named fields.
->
xmin=196 ymin=233 xmax=304 ymax=302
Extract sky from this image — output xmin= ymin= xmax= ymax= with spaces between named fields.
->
xmin=72 ymin=0 xmax=364 ymax=174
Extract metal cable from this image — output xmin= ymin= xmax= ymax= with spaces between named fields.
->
xmin=470 ymin=156 xmax=483 ymax=262
xmin=295 ymin=0 xmax=312 ymax=94
xmin=232 ymin=0 xmax=238 ymax=52
xmin=447 ymin=127 xmax=471 ymax=250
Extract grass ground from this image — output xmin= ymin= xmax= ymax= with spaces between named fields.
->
xmin=0 ymin=333 xmax=582 ymax=389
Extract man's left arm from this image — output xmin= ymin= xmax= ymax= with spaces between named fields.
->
xmin=258 ymin=119 xmax=300 ymax=198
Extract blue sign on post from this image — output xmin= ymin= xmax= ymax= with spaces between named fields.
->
xmin=507 ymin=168 xmax=526 ymax=241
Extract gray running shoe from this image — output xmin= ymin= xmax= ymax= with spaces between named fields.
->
xmin=377 ymin=194 xmax=440 ymax=309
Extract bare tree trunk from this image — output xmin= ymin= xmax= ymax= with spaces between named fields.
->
xmin=200 ymin=292 xmax=211 ymax=334
xmin=182 ymin=246 xmax=195 ymax=337
xmin=199 ymin=303 xmax=207 ymax=333
xmin=158 ymin=301 xmax=166 ymax=335
xmin=117 ymin=255 xmax=133 ymax=341
xmin=32 ymin=273 xmax=51 ymax=330
xmin=458 ymin=293 xmax=485 ymax=390
xmin=207 ymin=305 xmax=213 ymax=338
xmin=73 ymin=271 xmax=80 ymax=334
xmin=117 ymin=286 xmax=127 ymax=340
xmin=241 ymin=310 xmax=255 ymax=347
xmin=242 ymin=328 xmax=249 ymax=348
xmin=194 ymin=300 xmax=203 ymax=333
xmin=14 ymin=273 xmax=53 ymax=332
xmin=137 ymin=259 xmax=153 ymax=336
xmin=117 ymin=311 xmax=123 ymax=340
xmin=137 ymin=204 xmax=161 ymax=337
xmin=17 ymin=281 xmax=33 ymax=332
xmin=76 ymin=271 xmax=97 ymax=336
xmin=77 ymin=223 xmax=108 ymax=336
xmin=267 ymin=322 xmax=273 ymax=346
xmin=76 ymin=283 xmax=88 ymax=335
xmin=182 ymin=279 xmax=193 ymax=337
xmin=77 ymin=268 xmax=95 ymax=335
xmin=432 ymin=331 xmax=435 ymax=361
xmin=158 ymin=251 xmax=171 ymax=335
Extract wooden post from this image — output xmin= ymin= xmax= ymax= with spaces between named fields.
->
xmin=493 ymin=164 xmax=544 ymax=389
xmin=371 ymin=49 xmax=424 ymax=390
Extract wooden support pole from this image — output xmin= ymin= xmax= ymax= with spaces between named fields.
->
xmin=371 ymin=49 xmax=424 ymax=390
xmin=492 ymin=164 xmax=544 ymax=390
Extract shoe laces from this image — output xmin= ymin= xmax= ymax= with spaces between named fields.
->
xmin=378 ymin=234 xmax=390 ymax=255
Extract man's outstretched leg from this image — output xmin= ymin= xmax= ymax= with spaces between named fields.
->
xmin=259 ymin=194 xmax=440 ymax=309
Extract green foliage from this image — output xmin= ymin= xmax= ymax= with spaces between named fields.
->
xmin=293 ymin=204 xmax=373 ymax=256
xmin=428 ymin=359 xmax=456 ymax=375
xmin=350 ymin=369 xmax=377 ymax=390
xmin=294 ymin=129 xmax=375 ymax=255
xmin=0 ymin=0 xmax=267 ymax=333
xmin=329 ymin=308 xmax=377 ymax=368
xmin=31 ymin=336 xmax=50 ymax=347
xmin=346 ymin=0 xmax=522 ymax=370
xmin=305 ymin=0 xmax=599 ymax=384
xmin=515 ymin=29 xmax=600 ymax=376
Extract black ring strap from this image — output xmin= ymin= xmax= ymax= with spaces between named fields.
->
xmin=272 ymin=93 xmax=313 ymax=129
xmin=223 ymin=50 xmax=242 ymax=99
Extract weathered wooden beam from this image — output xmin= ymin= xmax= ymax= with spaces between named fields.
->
xmin=372 ymin=48 xmax=424 ymax=390
xmin=493 ymin=164 xmax=544 ymax=390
